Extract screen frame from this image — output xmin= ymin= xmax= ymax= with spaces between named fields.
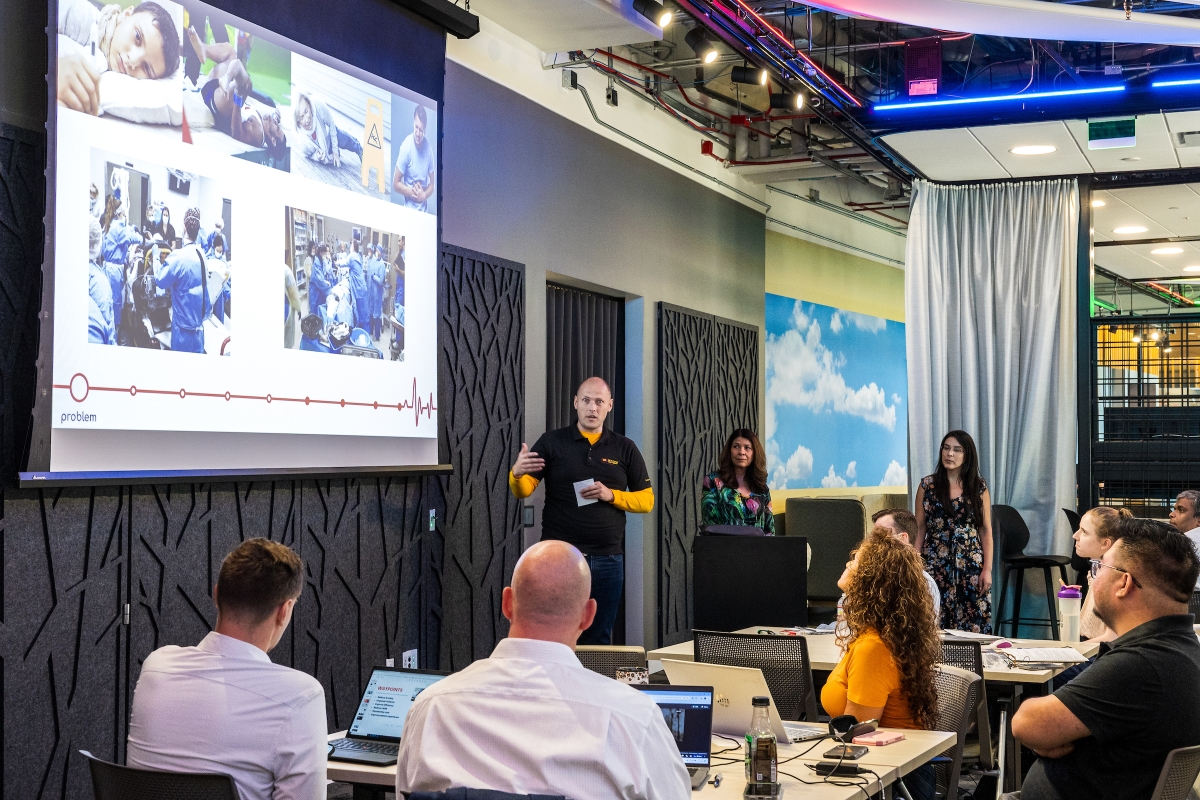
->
xmin=30 ymin=0 xmax=451 ymax=485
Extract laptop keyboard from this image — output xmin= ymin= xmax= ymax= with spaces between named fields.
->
xmin=333 ymin=739 xmax=399 ymax=755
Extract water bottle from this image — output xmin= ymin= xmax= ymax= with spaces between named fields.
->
xmin=1058 ymin=585 xmax=1082 ymax=643
xmin=745 ymin=696 xmax=778 ymax=789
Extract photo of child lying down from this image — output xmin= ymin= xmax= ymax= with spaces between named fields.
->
xmin=57 ymin=0 xmax=184 ymax=127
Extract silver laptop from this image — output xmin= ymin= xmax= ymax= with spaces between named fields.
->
xmin=329 ymin=667 xmax=449 ymax=765
xmin=662 ymin=660 xmax=826 ymax=744
xmin=634 ymin=685 xmax=713 ymax=790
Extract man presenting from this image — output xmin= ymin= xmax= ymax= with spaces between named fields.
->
xmin=510 ymin=377 xmax=652 ymax=645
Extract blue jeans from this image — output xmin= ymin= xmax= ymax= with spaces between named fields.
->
xmin=580 ymin=554 xmax=624 ymax=645
xmin=336 ymin=127 xmax=363 ymax=156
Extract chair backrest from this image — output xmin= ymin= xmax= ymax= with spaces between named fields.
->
xmin=939 ymin=638 xmax=984 ymax=678
xmin=410 ymin=789 xmax=569 ymax=800
xmin=1189 ymin=592 xmax=1200 ymax=618
xmin=693 ymin=630 xmax=819 ymax=721
xmin=932 ymin=664 xmax=982 ymax=800
xmin=860 ymin=494 xmax=910 ymax=532
xmin=1150 ymin=744 xmax=1200 ymax=800
xmin=1063 ymin=509 xmax=1090 ymax=576
xmin=785 ymin=498 xmax=865 ymax=600
xmin=991 ymin=505 xmax=1031 ymax=560
xmin=575 ymin=645 xmax=646 ymax=678
xmin=79 ymin=751 xmax=238 ymax=800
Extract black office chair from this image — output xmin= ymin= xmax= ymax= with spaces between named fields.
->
xmin=939 ymin=638 xmax=995 ymax=773
xmin=79 ymin=751 xmax=238 ymax=800
xmin=693 ymin=629 xmax=820 ymax=721
xmin=1063 ymin=508 xmax=1090 ymax=587
xmin=993 ymin=505 xmax=1071 ymax=638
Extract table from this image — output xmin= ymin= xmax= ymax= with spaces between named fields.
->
xmin=327 ymin=728 xmax=954 ymax=800
xmin=649 ymin=627 xmax=1102 ymax=793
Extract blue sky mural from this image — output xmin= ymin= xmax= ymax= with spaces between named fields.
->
xmin=765 ymin=294 xmax=907 ymax=489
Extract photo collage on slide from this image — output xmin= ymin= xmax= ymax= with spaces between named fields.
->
xmin=61 ymin=0 xmax=435 ymax=359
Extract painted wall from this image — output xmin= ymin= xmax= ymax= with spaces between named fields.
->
xmin=765 ymin=230 xmax=907 ymax=504
xmin=442 ymin=60 xmax=767 ymax=649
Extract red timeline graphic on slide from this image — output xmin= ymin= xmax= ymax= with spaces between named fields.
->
xmin=56 ymin=373 xmax=437 ymax=425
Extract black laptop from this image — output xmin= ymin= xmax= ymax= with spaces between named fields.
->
xmin=634 ymin=684 xmax=715 ymax=790
xmin=329 ymin=666 xmax=450 ymax=765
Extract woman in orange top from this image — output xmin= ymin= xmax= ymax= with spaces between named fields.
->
xmin=821 ymin=527 xmax=941 ymax=800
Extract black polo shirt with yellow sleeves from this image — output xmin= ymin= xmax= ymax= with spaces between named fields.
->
xmin=510 ymin=425 xmax=653 ymax=556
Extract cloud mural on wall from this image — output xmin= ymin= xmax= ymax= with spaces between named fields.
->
xmin=766 ymin=295 xmax=907 ymax=490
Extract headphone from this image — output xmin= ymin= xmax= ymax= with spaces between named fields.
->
xmin=828 ymin=715 xmax=878 ymax=743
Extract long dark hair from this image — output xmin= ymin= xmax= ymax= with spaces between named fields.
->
xmin=934 ymin=430 xmax=984 ymax=523
xmin=717 ymin=428 xmax=768 ymax=494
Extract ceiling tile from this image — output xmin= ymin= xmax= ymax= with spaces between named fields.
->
xmin=1093 ymin=191 xmax=1176 ymax=241
xmin=1100 ymin=184 xmax=1200 ymax=237
xmin=882 ymin=129 xmax=1009 ymax=181
xmin=967 ymin=121 xmax=1093 ymax=177
xmin=1066 ymin=114 xmax=1180 ymax=172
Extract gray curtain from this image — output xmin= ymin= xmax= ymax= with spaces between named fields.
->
xmin=906 ymin=178 xmax=1078 ymax=562
xmin=546 ymin=284 xmax=624 ymax=433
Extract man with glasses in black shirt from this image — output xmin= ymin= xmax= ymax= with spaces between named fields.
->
xmin=1008 ymin=518 xmax=1200 ymax=800
xmin=509 ymin=377 xmax=653 ymax=645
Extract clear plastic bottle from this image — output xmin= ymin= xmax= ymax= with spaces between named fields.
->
xmin=1058 ymin=585 xmax=1082 ymax=643
xmin=745 ymin=696 xmax=778 ymax=789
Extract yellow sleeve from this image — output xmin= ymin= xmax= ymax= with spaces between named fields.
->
xmin=611 ymin=486 xmax=654 ymax=514
xmin=508 ymin=471 xmax=541 ymax=499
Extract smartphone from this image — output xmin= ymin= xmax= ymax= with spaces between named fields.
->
xmin=822 ymin=745 xmax=869 ymax=760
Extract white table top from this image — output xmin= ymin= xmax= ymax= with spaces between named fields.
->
xmin=327 ymin=729 xmax=953 ymax=797
xmin=647 ymin=627 xmax=1101 ymax=684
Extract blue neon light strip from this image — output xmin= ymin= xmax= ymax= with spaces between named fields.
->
xmin=874 ymin=85 xmax=1125 ymax=112
xmin=1152 ymin=79 xmax=1200 ymax=88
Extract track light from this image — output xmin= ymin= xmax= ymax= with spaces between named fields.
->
xmin=1132 ymin=329 xmax=1143 ymax=343
xmin=731 ymin=66 xmax=768 ymax=86
xmin=633 ymin=0 xmax=672 ymax=27
xmin=769 ymin=92 xmax=804 ymax=110
xmin=685 ymin=27 xmax=719 ymax=64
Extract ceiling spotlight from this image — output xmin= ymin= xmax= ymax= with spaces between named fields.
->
xmin=1010 ymin=145 xmax=1057 ymax=155
xmin=1185 ymin=266 xmax=1200 ymax=273
xmin=1113 ymin=226 xmax=1149 ymax=234
xmin=1151 ymin=330 xmax=1161 ymax=341
xmin=769 ymin=92 xmax=804 ymax=110
xmin=1152 ymin=247 xmax=1185 ymax=255
xmin=685 ymin=27 xmax=719 ymax=64
xmin=731 ymin=66 xmax=769 ymax=86
xmin=1165 ymin=347 xmax=1174 ymax=354
xmin=633 ymin=0 xmax=673 ymax=27
xmin=1092 ymin=199 xmax=1106 ymax=208
xmin=1132 ymin=331 xmax=1143 ymax=343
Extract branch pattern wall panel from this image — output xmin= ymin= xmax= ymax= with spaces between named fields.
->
xmin=438 ymin=245 xmax=525 ymax=672
xmin=657 ymin=304 xmax=759 ymax=647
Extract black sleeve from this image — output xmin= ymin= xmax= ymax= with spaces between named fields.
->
xmin=625 ymin=441 xmax=651 ymax=491
xmin=526 ymin=433 xmax=551 ymax=481
xmin=1054 ymin=650 xmax=1160 ymax=745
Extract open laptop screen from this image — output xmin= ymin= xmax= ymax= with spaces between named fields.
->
xmin=347 ymin=668 xmax=448 ymax=741
xmin=635 ymin=686 xmax=714 ymax=767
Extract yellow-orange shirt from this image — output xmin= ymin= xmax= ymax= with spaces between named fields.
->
xmin=820 ymin=628 xmax=920 ymax=730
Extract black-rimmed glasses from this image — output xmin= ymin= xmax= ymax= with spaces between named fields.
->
xmin=1090 ymin=558 xmax=1143 ymax=589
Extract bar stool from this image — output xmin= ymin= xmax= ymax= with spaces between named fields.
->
xmin=994 ymin=505 xmax=1071 ymax=638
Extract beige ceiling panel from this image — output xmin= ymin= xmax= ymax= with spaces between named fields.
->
xmin=1102 ymin=184 xmax=1200 ymax=236
xmin=882 ymin=128 xmax=1009 ymax=181
xmin=1093 ymin=191 xmax=1176 ymax=240
xmin=968 ymin=121 xmax=1092 ymax=177
xmin=1066 ymin=114 xmax=1180 ymax=172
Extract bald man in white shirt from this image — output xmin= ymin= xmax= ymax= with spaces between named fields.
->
xmin=396 ymin=540 xmax=690 ymax=800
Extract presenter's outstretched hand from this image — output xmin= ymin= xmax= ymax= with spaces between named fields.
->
xmin=512 ymin=443 xmax=545 ymax=478
xmin=580 ymin=482 xmax=615 ymax=503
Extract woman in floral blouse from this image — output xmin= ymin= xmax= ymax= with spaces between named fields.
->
xmin=701 ymin=428 xmax=775 ymax=534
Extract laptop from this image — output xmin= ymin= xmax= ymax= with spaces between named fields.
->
xmin=634 ymin=685 xmax=714 ymax=790
xmin=329 ymin=667 xmax=450 ymax=765
xmin=661 ymin=660 xmax=826 ymax=744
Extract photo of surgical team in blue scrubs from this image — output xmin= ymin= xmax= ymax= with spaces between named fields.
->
xmin=88 ymin=150 xmax=233 ymax=354
xmin=283 ymin=206 xmax=404 ymax=360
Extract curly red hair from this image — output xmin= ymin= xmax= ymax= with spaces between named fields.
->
xmin=837 ymin=526 xmax=940 ymax=729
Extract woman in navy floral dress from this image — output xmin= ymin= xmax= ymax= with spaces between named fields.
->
xmin=701 ymin=428 xmax=775 ymax=534
xmin=915 ymin=430 xmax=993 ymax=633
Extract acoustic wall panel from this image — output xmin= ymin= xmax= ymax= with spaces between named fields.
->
xmin=657 ymin=304 xmax=759 ymax=647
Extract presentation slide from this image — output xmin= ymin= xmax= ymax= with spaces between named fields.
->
xmin=348 ymin=670 xmax=446 ymax=740
xmin=46 ymin=0 xmax=439 ymax=475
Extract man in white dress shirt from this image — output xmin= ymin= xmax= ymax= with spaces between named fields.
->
xmin=396 ymin=540 xmax=690 ymax=800
xmin=1168 ymin=490 xmax=1200 ymax=590
xmin=126 ymin=538 xmax=327 ymax=800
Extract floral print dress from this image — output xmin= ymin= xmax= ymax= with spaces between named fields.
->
xmin=701 ymin=472 xmax=775 ymax=533
xmin=920 ymin=474 xmax=991 ymax=633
